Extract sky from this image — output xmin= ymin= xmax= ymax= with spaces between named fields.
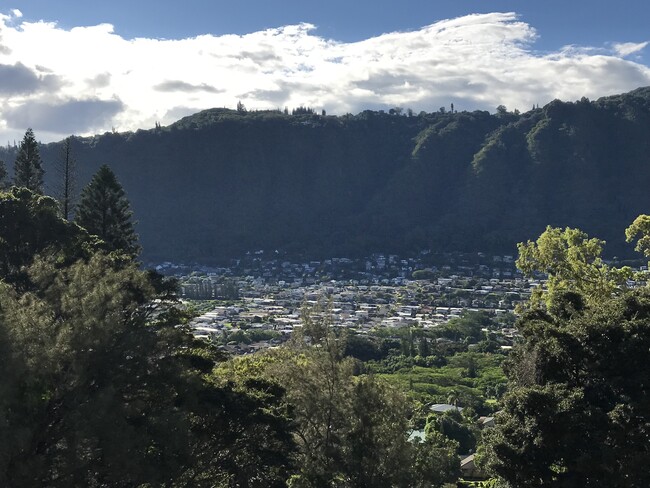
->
xmin=1 ymin=1 xmax=649 ymax=143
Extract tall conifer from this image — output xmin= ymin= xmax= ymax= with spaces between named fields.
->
xmin=75 ymin=165 xmax=140 ymax=257
xmin=13 ymin=128 xmax=44 ymax=194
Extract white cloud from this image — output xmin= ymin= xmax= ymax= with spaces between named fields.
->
xmin=0 ymin=11 xmax=649 ymax=142
xmin=10 ymin=9 xmax=22 ymax=18
xmin=613 ymin=41 xmax=648 ymax=57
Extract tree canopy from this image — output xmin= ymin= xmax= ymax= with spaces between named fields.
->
xmin=0 ymin=187 xmax=92 ymax=288
xmin=516 ymin=225 xmax=633 ymax=308
xmin=480 ymin=220 xmax=650 ymax=487
xmin=216 ymin=302 xmax=461 ymax=487
xmin=0 ymin=182 xmax=297 ymax=486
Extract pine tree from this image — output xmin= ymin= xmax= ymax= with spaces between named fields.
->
xmin=75 ymin=165 xmax=140 ymax=257
xmin=13 ymin=128 xmax=44 ymax=194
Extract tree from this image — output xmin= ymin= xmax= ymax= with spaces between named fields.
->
xmin=54 ymin=136 xmax=77 ymax=220
xmin=410 ymin=432 xmax=461 ymax=488
xmin=426 ymin=409 xmax=477 ymax=454
xmin=13 ymin=128 xmax=44 ymax=194
xmin=218 ymin=302 xmax=461 ymax=487
xmin=625 ymin=214 xmax=650 ymax=263
xmin=516 ymin=225 xmax=632 ymax=309
xmin=0 ymin=195 xmax=296 ymax=486
xmin=75 ymin=165 xmax=140 ymax=257
xmin=0 ymin=252 xmax=296 ymax=486
xmin=0 ymin=187 xmax=92 ymax=287
xmin=481 ymin=290 xmax=650 ymax=487
xmin=480 ymin=222 xmax=650 ymax=487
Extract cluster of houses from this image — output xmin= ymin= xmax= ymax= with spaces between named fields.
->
xmin=146 ymin=252 xmax=546 ymax=353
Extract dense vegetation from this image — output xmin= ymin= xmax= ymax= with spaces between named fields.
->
xmin=2 ymin=87 xmax=650 ymax=263
xmin=3 ymin=86 xmax=650 ymax=486
xmin=0 ymin=189 xmax=298 ymax=486
xmin=0 ymin=132 xmax=474 ymax=487
xmin=478 ymin=223 xmax=650 ymax=487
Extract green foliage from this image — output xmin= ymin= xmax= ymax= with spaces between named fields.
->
xmin=0 ymin=253 xmax=297 ymax=486
xmin=75 ymin=164 xmax=140 ymax=257
xmin=412 ymin=269 xmax=437 ymax=280
xmin=0 ymin=187 xmax=94 ymax=287
xmin=13 ymin=128 xmax=44 ymax=194
xmin=410 ymin=432 xmax=461 ymax=488
xmin=516 ymin=225 xmax=632 ymax=308
xmin=219 ymin=327 xmax=280 ymax=345
xmin=371 ymin=352 xmax=507 ymax=410
xmin=344 ymin=332 xmax=383 ymax=361
xmin=426 ymin=409 xmax=479 ymax=454
xmin=482 ymin=222 xmax=650 ymax=487
xmin=0 ymin=160 xmax=7 ymax=189
xmin=216 ymin=306 xmax=462 ymax=487
xmin=438 ymin=311 xmax=492 ymax=342
xmin=625 ymin=213 xmax=650 ymax=260
xmin=0 ymin=197 xmax=297 ymax=485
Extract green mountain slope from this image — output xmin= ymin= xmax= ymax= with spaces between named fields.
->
xmin=5 ymin=87 xmax=650 ymax=263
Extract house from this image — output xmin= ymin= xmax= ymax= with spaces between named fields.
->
xmin=460 ymin=454 xmax=487 ymax=480
xmin=479 ymin=416 xmax=495 ymax=428
xmin=430 ymin=403 xmax=463 ymax=413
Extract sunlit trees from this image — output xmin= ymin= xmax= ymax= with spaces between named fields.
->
xmin=480 ymin=221 xmax=650 ymax=487
xmin=216 ymin=301 xmax=461 ymax=487
xmin=516 ymin=225 xmax=633 ymax=308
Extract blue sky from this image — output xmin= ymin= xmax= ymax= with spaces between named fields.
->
xmin=14 ymin=0 xmax=650 ymax=57
xmin=2 ymin=1 xmax=649 ymax=141
xmin=13 ymin=0 xmax=650 ymax=50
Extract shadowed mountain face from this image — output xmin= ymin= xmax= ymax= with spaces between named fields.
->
xmin=7 ymin=87 xmax=650 ymax=263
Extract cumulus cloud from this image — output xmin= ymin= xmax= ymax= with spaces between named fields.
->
xmin=0 ymin=11 xmax=648 ymax=142
xmin=0 ymin=62 xmax=61 ymax=94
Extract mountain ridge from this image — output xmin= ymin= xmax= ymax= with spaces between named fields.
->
xmin=3 ymin=87 xmax=650 ymax=263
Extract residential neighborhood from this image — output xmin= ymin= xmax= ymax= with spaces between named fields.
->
xmin=148 ymin=252 xmax=546 ymax=352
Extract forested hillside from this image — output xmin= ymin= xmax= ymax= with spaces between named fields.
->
xmin=4 ymin=87 xmax=650 ymax=263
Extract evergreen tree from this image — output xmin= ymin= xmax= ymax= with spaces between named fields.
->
xmin=13 ymin=128 xmax=44 ymax=194
xmin=75 ymin=165 xmax=140 ymax=257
